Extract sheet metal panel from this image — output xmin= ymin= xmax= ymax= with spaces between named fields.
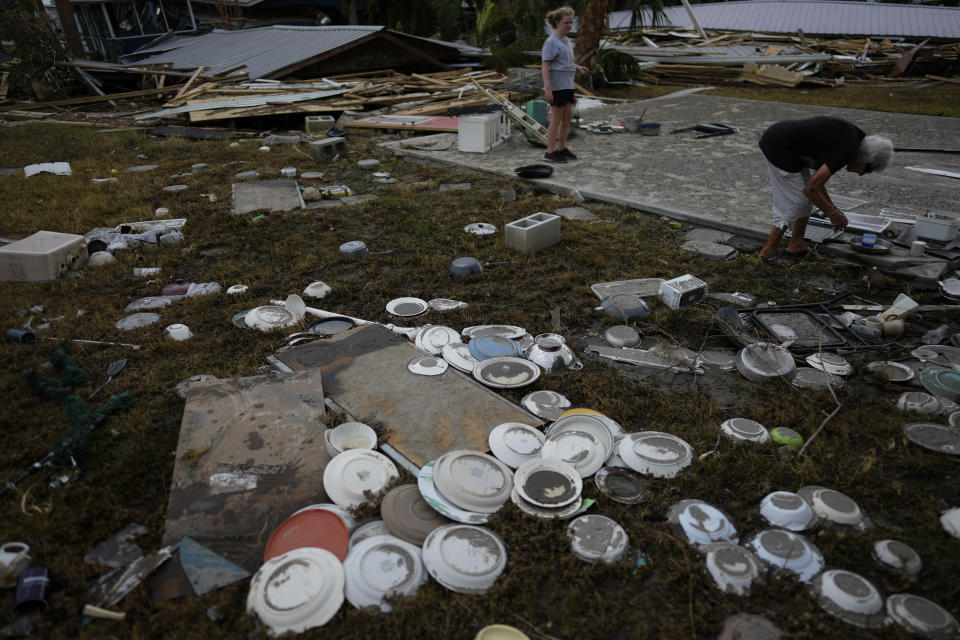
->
xmin=608 ymin=2 xmax=960 ymax=39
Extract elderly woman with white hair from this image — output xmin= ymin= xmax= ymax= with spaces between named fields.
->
xmin=758 ymin=116 xmax=894 ymax=265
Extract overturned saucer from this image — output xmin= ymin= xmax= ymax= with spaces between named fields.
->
xmin=464 ymin=222 xmax=496 ymax=235
xmin=441 ymin=342 xmax=478 ymax=373
xmin=809 ymin=569 xmax=886 ymax=628
xmin=594 ymin=467 xmax=649 ymax=505
xmin=408 ymin=355 xmax=448 ymax=376
xmin=618 ymin=431 xmax=693 ymax=478
xmin=872 ymin=539 xmax=922 ymax=575
xmin=866 ymin=360 xmax=915 ymax=383
xmin=903 ymin=422 xmax=960 ymax=455
xmin=415 ymin=325 xmax=461 ymax=355
xmin=422 ymin=525 xmax=506 ymax=594
xmin=488 ymin=423 xmax=545 ymax=469
xmin=567 ymin=515 xmax=629 ymax=565
xmin=116 ymin=312 xmax=161 ymax=330
xmin=791 ymin=367 xmax=844 ymax=391
xmin=719 ymin=418 xmax=771 ymax=444
xmin=759 ymin=491 xmax=817 ymax=531
xmin=806 ymin=352 xmax=854 ymax=376
xmin=521 ymin=390 xmax=571 ymax=421
xmin=703 ymin=542 xmax=762 ymax=595
xmin=744 ymin=529 xmax=824 ymax=581
xmin=667 ymin=499 xmax=738 ymax=549
xmin=428 ymin=298 xmax=467 ymax=311
xmin=886 ymin=593 xmax=959 ymax=638
xmin=797 ymin=485 xmax=869 ymax=530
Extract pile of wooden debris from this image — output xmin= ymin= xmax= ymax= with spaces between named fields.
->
xmin=604 ymin=27 xmax=960 ymax=88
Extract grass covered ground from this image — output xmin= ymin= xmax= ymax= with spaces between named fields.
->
xmin=0 ymin=84 xmax=958 ymax=639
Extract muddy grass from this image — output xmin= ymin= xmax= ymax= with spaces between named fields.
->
xmin=0 ymin=118 xmax=958 ymax=639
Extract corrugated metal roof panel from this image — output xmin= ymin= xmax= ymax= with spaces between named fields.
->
xmin=126 ymin=25 xmax=384 ymax=79
xmin=609 ymin=1 xmax=960 ymax=39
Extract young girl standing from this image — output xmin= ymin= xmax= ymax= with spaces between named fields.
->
xmin=541 ymin=6 xmax=589 ymax=163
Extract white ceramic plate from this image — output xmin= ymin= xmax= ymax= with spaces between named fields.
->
xmin=903 ymin=422 xmax=960 ymax=455
xmin=667 ymin=499 xmax=739 ymax=549
xmin=348 ymin=520 xmax=392 ymax=550
xmin=421 ymin=524 xmax=506 ymax=594
xmin=886 ymin=594 xmax=959 ymax=638
xmin=343 ymin=534 xmax=426 ymax=612
xmin=510 ymin=487 xmax=583 ymax=519
xmin=513 ymin=458 xmax=582 ymax=509
xmin=871 ymin=539 xmax=921 ymax=575
xmin=116 ymin=312 xmax=162 ymax=330
xmin=427 ymin=298 xmax=467 ymax=311
xmin=810 ymin=569 xmax=886 ymax=628
xmin=521 ymin=390 xmax=571 ymax=420
xmin=545 ymin=414 xmax=615 ymax=459
xmin=703 ymin=542 xmax=762 ymax=595
xmin=567 ymin=515 xmax=629 ymax=565
xmin=385 ymin=297 xmax=428 ymax=317
xmin=744 ymin=528 xmax=824 ymax=582
xmin=245 ymin=306 xmax=298 ymax=332
xmin=416 ymin=461 xmax=488 ymax=525
xmin=432 ymin=450 xmax=513 ymax=514
xmin=415 ymin=325 xmax=461 ymax=355
xmin=594 ymin=467 xmax=648 ymax=504
xmin=865 ymin=360 xmax=915 ymax=383
xmin=618 ymin=432 xmax=693 ymax=478
xmin=473 ymin=357 xmax=541 ymax=389
xmin=719 ymin=418 xmax=771 ymax=444
xmin=488 ymin=423 xmax=545 ymax=469
xmin=797 ymin=486 xmax=865 ymax=527
xmin=322 ymin=449 xmax=398 ymax=509
xmin=246 ymin=547 xmax=345 ymax=635
xmin=462 ymin=325 xmax=527 ymax=340
xmin=408 ymin=355 xmax=448 ymax=376
xmin=759 ymin=491 xmax=817 ymax=531
xmin=541 ymin=430 xmax=608 ymax=478
xmin=441 ymin=342 xmax=478 ymax=373
xmin=806 ymin=352 xmax=854 ymax=376
xmin=464 ymin=222 xmax=497 ymax=235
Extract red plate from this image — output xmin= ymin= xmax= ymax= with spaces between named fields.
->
xmin=263 ymin=509 xmax=349 ymax=562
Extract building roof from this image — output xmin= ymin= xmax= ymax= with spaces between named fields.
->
xmin=123 ymin=25 xmax=473 ymax=80
xmin=609 ymin=1 xmax=960 ymax=40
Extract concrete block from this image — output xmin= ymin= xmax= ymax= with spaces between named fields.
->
xmin=505 ymin=212 xmax=561 ymax=253
xmin=305 ymin=115 xmax=335 ymax=134
xmin=308 ymin=137 xmax=347 ymax=161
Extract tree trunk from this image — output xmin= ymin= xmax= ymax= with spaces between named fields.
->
xmin=574 ymin=0 xmax=608 ymax=78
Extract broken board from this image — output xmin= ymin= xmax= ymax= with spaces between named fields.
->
xmin=274 ymin=324 xmax=541 ymax=467
xmin=231 ymin=179 xmax=303 ymax=215
xmin=162 ymin=370 xmax=329 ymax=572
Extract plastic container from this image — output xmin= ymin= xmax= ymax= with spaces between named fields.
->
xmin=915 ymin=216 xmax=958 ymax=242
xmin=640 ymin=123 xmax=661 ymax=136
xmin=861 ymin=233 xmax=877 ymax=248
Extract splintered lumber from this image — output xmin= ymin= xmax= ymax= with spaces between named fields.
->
xmin=391 ymin=93 xmax=493 ymax=116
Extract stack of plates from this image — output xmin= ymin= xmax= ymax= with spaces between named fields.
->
xmin=417 ymin=462 xmax=488 ymax=524
xmin=512 ymin=458 xmax=583 ymax=518
xmin=381 ymin=484 xmax=450 ymax=545
xmin=432 ymin=450 xmax=513 ymax=514
xmin=408 ymin=355 xmax=449 ymax=376
xmin=414 ymin=325 xmax=461 ymax=355
xmin=247 ymin=548 xmax=345 ymax=635
xmin=488 ymin=423 xmax=545 ymax=468
xmin=618 ymin=431 xmax=693 ymax=478
xmin=343 ymin=534 xmax=427 ymax=612
xmin=422 ymin=524 xmax=507 ymax=594
xmin=322 ymin=450 xmax=399 ymax=509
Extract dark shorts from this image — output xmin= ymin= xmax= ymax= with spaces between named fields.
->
xmin=550 ymin=89 xmax=576 ymax=107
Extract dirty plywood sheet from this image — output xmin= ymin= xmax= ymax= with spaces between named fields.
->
xmin=231 ymin=179 xmax=303 ymax=215
xmin=162 ymin=370 xmax=329 ymax=572
xmin=275 ymin=324 xmax=542 ymax=467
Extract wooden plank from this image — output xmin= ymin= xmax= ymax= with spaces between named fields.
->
xmin=172 ymin=66 xmax=205 ymax=100
xmin=188 ymin=102 xmax=345 ymax=122
xmin=0 ymin=84 xmax=184 ymax=111
xmin=926 ymin=75 xmax=960 ymax=86
xmin=391 ymin=93 xmax=491 ymax=116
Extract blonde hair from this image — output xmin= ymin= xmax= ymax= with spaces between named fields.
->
xmin=546 ymin=6 xmax=575 ymax=28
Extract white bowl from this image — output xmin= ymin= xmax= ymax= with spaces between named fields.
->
xmin=329 ymin=422 xmax=377 ymax=453
xmin=703 ymin=542 xmax=762 ymax=595
xmin=667 ymin=499 xmax=738 ymax=549
xmin=246 ymin=548 xmax=345 ymax=635
xmin=759 ymin=491 xmax=817 ymax=531
xmin=343 ymin=534 xmax=426 ymax=612
xmin=422 ymin=524 xmax=506 ymax=594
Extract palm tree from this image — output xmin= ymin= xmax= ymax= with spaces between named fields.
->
xmin=575 ymin=0 xmax=664 ymax=79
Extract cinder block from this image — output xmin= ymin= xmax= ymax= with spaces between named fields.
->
xmin=308 ymin=137 xmax=347 ymax=160
xmin=305 ymin=115 xmax=335 ymax=134
xmin=504 ymin=212 xmax=561 ymax=253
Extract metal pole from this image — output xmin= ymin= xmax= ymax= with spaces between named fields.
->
xmin=679 ymin=0 xmax=707 ymax=39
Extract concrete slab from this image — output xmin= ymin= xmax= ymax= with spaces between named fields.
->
xmin=231 ymin=179 xmax=303 ymax=215
xmin=383 ymin=93 xmax=960 ymax=241
xmin=555 ymin=206 xmax=597 ymax=221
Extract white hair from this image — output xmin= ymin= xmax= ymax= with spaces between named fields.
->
xmin=859 ymin=135 xmax=894 ymax=172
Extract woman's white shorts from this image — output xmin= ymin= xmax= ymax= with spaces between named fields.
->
xmin=766 ymin=160 xmax=812 ymax=229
